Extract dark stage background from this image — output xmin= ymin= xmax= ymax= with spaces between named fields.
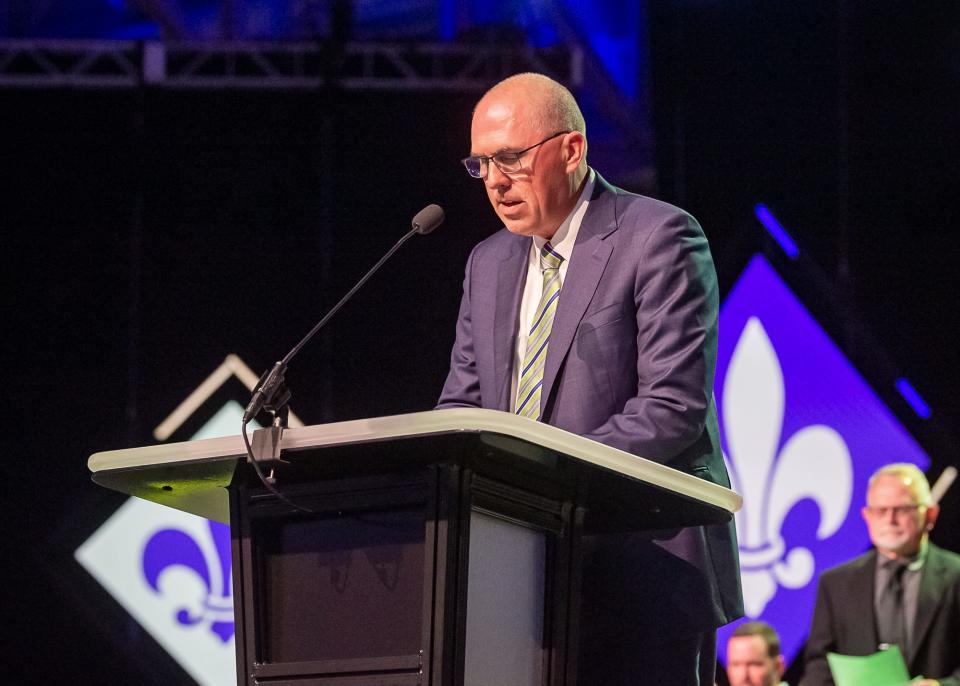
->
xmin=5 ymin=2 xmax=960 ymax=683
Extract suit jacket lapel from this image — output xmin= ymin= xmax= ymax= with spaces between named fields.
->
xmin=908 ymin=544 xmax=944 ymax=667
xmin=493 ymin=237 xmax=527 ymax=411
xmin=541 ymin=176 xmax=618 ymax=417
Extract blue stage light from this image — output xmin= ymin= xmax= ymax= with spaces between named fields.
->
xmin=754 ymin=203 xmax=800 ymax=259
xmin=895 ymin=377 xmax=932 ymax=419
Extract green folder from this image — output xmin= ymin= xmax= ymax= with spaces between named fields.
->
xmin=827 ymin=646 xmax=922 ymax=686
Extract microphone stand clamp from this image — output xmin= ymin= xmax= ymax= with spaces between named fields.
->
xmin=245 ymin=361 xmax=292 ymax=467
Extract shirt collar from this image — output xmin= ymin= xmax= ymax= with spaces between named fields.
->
xmin=532 ymin=168 xmax=596 ymax=261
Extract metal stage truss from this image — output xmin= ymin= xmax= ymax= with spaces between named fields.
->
xmin=0 ymin=39 xmax=582 ymax=91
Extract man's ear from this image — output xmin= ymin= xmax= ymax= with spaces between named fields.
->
xmin=563 ymin=131 xmax=587 ymax=173
xmin=924 ymin=503 xmax=940 ymax=531
xmin=775 ymin=654 xmax=786 ymax=678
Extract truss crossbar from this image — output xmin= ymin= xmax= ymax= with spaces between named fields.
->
xmin=0 ymin=39 xmax=582 ymax=90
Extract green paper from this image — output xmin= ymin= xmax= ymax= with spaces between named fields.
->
xmin=826 ymin=647 xmax=921 ymax=686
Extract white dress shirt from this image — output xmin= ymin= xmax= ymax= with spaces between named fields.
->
xmin=510 ymin=169 xmax=596 ymax=412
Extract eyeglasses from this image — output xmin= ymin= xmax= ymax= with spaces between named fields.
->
xmin=865 ymin=504 xmax=923 ymax=519
xmin=462 ymin=130 xmax=570 ymax=179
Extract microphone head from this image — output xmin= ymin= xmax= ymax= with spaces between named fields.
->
xmin=412 ymin=204 xmax=445 ymax=235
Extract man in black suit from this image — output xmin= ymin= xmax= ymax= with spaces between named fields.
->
xmin=801 ymin=463 xmax=960 ymax=686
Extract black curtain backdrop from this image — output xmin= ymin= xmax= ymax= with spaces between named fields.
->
xmin=646 ymin=2 xmax=960 ymax=683
xmin=4 ymin=3 xmax=960 ymax=682
xmin=5 ymin=85 xmax=491 ymax=683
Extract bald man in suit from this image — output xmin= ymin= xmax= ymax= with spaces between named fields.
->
xmin=438 ymin=72 xmax=743 ymax=684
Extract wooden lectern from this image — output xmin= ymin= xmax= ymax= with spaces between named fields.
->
xmin=89 ymin=408 xmax=740 ymax=686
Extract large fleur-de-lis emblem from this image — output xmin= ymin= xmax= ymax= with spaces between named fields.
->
xmin=141 ymin=520 xmax=235 ymax=643
xmin=723 ymin=317 xmax=854 ymax=617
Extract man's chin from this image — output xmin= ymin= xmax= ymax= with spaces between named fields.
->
xmin=502 ymin=218 xmax=536 ymax=236
xmin=874 ymin=535 xmax=912 ymax=556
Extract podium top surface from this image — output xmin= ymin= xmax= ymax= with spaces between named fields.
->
xmin=89 ymin=408 xmax=742 ymax=523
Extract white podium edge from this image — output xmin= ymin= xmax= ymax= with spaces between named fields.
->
xmin=90 ymin=408 xmax=741 ymax=515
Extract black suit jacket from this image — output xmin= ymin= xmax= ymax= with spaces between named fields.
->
xmin=801 ymin=543 xmax=960 ymax=686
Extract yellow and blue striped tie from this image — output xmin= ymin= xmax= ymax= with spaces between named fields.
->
xmin=516 ymin=242 xmax=563 ymax=420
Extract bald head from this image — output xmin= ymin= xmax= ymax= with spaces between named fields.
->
xmin=469 ymin=73 xmax=589 ymax=238
xmin=475 ymin=73 xmax=586 ymax=140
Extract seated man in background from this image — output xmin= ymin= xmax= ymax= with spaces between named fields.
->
xmin=801 ymin=463 xmax=960 ymax=686
xmin=727 ymin=621 xmax=787 ymax=686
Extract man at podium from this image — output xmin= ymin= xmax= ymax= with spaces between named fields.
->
xmin=438 ymin=72 xmax=743 ymax=685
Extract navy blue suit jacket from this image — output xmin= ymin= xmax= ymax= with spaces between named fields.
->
xmin=438 ymin=174 xmax=743 ymax=636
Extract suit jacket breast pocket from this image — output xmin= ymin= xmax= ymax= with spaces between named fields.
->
xmin=574 ymin=303 xmax=635 ymax=357
xmin=571 ymin=304 xmax=637 ymax=404
xmin=577 ymin=301 xmax=629 ymax=333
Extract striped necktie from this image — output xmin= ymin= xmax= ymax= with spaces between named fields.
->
xmin=516 ymin=242 xmax=564 ymax=420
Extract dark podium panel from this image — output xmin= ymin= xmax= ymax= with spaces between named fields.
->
xmin=90 ymin=408 xmax=740 ymax=686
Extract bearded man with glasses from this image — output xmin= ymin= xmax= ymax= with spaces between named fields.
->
xmin=802 ymin=463 xmax=960 ymax=686
xmin=437 ymin=72 xmax=743 ymax=684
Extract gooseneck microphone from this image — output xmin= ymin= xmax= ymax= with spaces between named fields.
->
xmin=243 ymin=203 xmax=445 ymax=425
xmin=240 ymin=204 xmax=444 ymax=509
xmin=411 ymin=203 xmax=445 ymax=235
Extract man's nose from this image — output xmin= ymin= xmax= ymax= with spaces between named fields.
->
xmin=484 ymin=161 xmax=511 ymax=190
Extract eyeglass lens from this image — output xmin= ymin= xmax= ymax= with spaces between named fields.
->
xmin=462 ymin=131 xmax=569 ymax=179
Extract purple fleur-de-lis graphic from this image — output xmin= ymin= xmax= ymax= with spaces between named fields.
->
xmin=142 ymin=520 xmax=235 ymax=643
xmin=723 ymin=317 xmax=853 ymax=617
xmin=714 ymin=254 xmax=932 ymax=665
